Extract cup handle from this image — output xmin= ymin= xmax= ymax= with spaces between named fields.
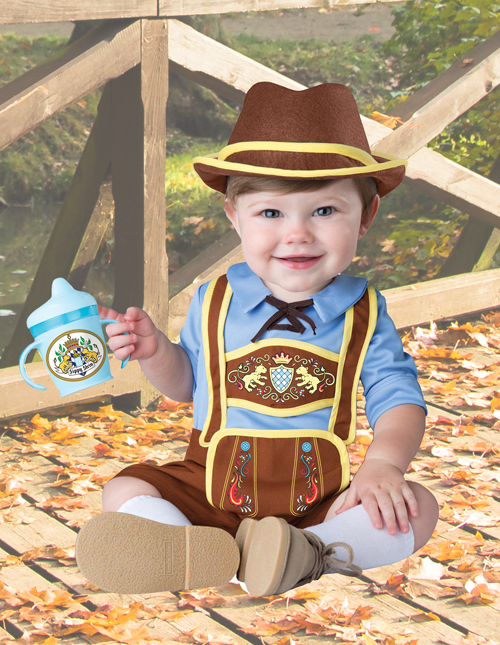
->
xmin=100 ymin=318 xmax=129 ymax=369
xmin=19 ymin=341 xmax=47 ymax=390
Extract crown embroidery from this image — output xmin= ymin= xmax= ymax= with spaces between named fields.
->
xmin=272 ymin=352 xmax=293 ymax=365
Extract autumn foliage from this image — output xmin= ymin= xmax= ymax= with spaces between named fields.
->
xmin=1 ymin=312 xmax=500 ymax=643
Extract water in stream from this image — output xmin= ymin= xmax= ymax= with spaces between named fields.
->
xmin=0 ymin=202 xmax=114 ymax=361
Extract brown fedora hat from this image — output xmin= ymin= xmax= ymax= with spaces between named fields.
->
xmin=193 ymin=82 xmax=406 ymax=198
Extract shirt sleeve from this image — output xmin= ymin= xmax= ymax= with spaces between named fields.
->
xmin=361 ymin=289 xmax=427 ymax=428
xmin=178 ymin=283 xmax=207 ymax=396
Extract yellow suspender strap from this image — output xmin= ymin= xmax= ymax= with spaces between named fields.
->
xmin=198 ymin=278 xmax=377 ymax=447
xmin=328 ymin=286 xmax=378 ymax=444
xmin=199 ymin=275 xmax=232 ymax=447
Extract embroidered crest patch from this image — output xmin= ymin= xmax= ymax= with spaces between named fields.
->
xmin=227 ymin=349 xmax=336 ymax=407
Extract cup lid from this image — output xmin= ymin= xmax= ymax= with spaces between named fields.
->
xmin=26 ymin=278 xmax=97 ymax=330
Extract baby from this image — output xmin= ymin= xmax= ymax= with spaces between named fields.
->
xmin=76 ymin=82 xmax=438 ymax=597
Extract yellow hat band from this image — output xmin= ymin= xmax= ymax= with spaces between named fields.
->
xmin=218 ymin=141 xmax=378 ymax=166
xmin=193 ymin=142 xmax=407 ymax=179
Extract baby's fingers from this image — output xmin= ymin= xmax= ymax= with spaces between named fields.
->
xmin=391 ymin=493 xmax=411 ymax=535
xmin=361 ymin=492 xmax=386 ymax=531
xmin=112 ymin=344 xmax=135 ymax=362
xmin=98 ymin=305 xmax=123 ymax=322
xmin=335 ymin=486 xmax=359 ymax=515
xmin=105 ymin=321 xmax=133 ymax=338
xmin=123 ymin=306 xmax=147 ymax=323
xmin=107 ymin=330 xmax=136 ymax=359
xmin=403 ymin=484 xmax=419 ymax=521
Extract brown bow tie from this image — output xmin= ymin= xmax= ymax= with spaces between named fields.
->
xmin=251 ymin=295 xmax=317 ymax=343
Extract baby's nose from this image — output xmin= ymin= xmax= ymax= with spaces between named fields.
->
xmin=283 ymin=219 xmax=314 ymax=243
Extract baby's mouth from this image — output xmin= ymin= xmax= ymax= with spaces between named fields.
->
xmin=277 ymin=255 xmax=321 ymax=269
xmin=282 ymin=256 xmax=317 ymax=261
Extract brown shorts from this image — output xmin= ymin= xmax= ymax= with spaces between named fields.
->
xmin=112 ymin=429 xmax=341 ymax=537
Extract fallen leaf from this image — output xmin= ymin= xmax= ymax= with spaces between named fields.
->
xmin=408 ymin=556 xmax=446 ymax=580
xmin=405 ymin=579 xmax=457 ymax=600
xmin=371 ymin=111 xmax=404 ymax=129
xmin=175 ymin=628 xmax=238 ymax=644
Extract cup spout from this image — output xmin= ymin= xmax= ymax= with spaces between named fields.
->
xmin=51 ymin=278 xmax=74 ymax=297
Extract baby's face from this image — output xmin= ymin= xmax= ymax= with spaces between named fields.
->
xmin=224 ymin=178 xmax=378 ymax=302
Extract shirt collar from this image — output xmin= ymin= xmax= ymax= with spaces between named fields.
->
xmin=226 ymin=262 xmax=368 ymax=324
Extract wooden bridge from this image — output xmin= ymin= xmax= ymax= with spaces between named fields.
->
xmin=0 ymin=2 xmax=500 ymax=642
xmin=1 ymin=0 xmax=500 ymax=417
xmin=1 ymin=333 xmax=500 ymax=643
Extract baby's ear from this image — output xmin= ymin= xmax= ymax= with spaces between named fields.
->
xmin=358 ymin=194 xmax=379 ymax=239
xmin=224 ymin=197 xmax=240 ymax=234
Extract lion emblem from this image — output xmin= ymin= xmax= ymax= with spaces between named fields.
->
xmin=295 ymin=365 xmax=322 ymax=394
xmin=242 ymin=365 xmax=268 ymax=392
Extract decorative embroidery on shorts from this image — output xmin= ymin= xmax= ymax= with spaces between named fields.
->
xmin=227 ymin=440 xmax=254 ymax=514
xmin=294 ymin=441 xmax=320 ymax=513
xmin=227 ymin=352 xmax=335 ymax=404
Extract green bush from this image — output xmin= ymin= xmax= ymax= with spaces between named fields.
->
xmin=233 ymin=34 xmax=396 ymax=109
xmin=382 ymin=0 xmax=500 ymax=176
xmin=0 ymin=34 xmax=99 ymax=204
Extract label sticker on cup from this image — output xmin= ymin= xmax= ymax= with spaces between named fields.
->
xmin=47 ymin=330 xmax=106 ymax=381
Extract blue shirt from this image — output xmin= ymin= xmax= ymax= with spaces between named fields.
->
xmin=179 ymin=262 xmax=426 ymax=432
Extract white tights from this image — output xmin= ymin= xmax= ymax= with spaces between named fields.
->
xmin=118 ymin=496 xmax=414 ymax=570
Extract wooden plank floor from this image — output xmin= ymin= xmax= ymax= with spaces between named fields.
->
xmin=1 ymin=312 xmax=500 ymax=643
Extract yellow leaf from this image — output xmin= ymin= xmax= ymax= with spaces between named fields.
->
xmin=30 ymin=414 xmax=52 ymax=430
xmin=284 ymin=588 xmax=321 ymax=601
xmin=442 ymin=379 xmax=457 ymax=392
xmin=363 ymin=635 xmax=378 ymax=645
xmin=371 ymin=111 xmax=404 ymax=129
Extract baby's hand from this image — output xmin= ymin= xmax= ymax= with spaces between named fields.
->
xmin=335 ymin=458 xmax=418 ymax=536
xmin=98 ymin=305 xmax=159 ymax=362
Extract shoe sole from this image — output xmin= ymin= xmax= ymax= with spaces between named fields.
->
xmin=235 ymin=518 xmax=257 ymax=582
xmin=243 ymin=517 xmax=290 ymax=596
xmin=76 ymin=512 xmax=240 ymax=594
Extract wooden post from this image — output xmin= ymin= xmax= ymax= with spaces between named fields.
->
xmin=0 ymin=356 xmax=142 ymax=420
xmin=384 ymin=268 xmax=500 ymax=330
xmin=68 ymin=179 xmax=114 ymax=290
xmin=390 ymin=31 xmax=500 ymax=123
xmin=110 ymin=19 xmax=169 ymax=408
xmin=437 ymin=153 xmax=500 ymax=278
xmin=158 ymin=0 xmax=401 ymax=17
xmin=375 ymin=41 xmax=500 ymax=159
xmin=0 ymin=1 xmax=156 ymax=23
xmin=0 ymin=87 xmax=113 ymax=368
xmin=169 ymin=229 xmax=241 ymax=298
xmin=0 ymin=20 xmax=141 ymax=154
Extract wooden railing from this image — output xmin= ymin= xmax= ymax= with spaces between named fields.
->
xmin=0 ymin=1 xmax=499 ymax=418
xmin=0 ymin=0 xmax=403 ymax=24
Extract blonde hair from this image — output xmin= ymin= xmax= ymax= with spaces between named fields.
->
xmin=226 ymin=175 xmax=378 ymax=211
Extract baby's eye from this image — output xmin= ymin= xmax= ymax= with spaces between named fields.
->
xmin=314 ymin=206 xmax=335 ymax=217
xmin=261 ymin=209 xmax=282 ymax=218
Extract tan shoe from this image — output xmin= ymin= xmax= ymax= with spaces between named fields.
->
xmin=238 ymin=516 xmax=362 ymax=596
xmin=235 ymin=517 xmax=258 ymax=581
xmin=76 ymin=512 xmax=240 ymax=594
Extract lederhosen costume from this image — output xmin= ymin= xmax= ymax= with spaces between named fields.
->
xmin=112 ymin=273 xmax=377 ymax=537
xmin=76 ymin=83 xmax=421 ymax=599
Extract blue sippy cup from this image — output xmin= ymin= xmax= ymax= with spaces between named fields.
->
xmin=19 ymin=278 xmax=128 ymax=397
